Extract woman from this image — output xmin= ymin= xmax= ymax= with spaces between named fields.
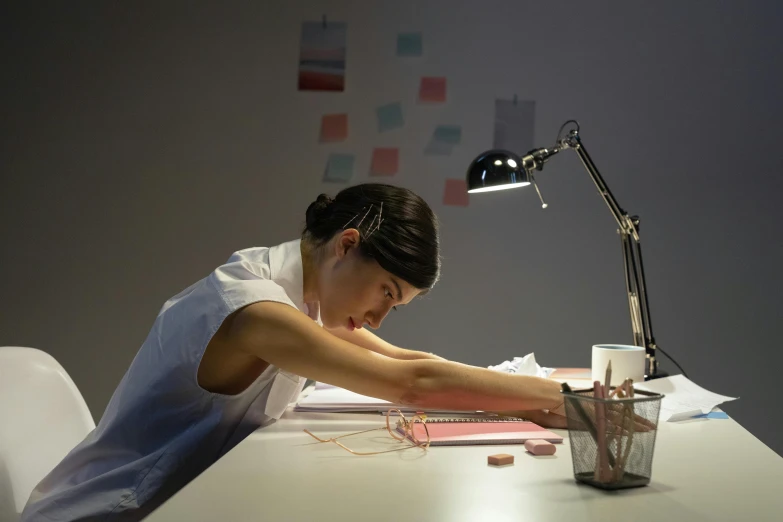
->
xmin=22 ymin=183 xmax=566 ymax=521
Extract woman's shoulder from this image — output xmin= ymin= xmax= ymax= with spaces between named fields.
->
xmin=210 ymin=240 xmax=304 ymax=313
xmin=220 ymin=238 xmax=301 ymax=280
xmin=218 ymin=246 xmax=273 ymax=280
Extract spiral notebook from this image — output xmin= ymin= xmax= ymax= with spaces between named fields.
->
xmin=397 ymin=418 xmax=564 ymax=446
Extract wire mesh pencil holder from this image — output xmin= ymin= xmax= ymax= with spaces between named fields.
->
xmin=561 ymin=388 xmax=664 ymax=490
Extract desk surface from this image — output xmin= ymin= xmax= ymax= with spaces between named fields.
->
xmin=148 ymin=378 xmax=783 ymax=522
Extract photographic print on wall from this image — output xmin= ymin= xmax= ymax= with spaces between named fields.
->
xmin=493 ymin=98 xmax=535 ymax=152
xmin=298 ymin=20 xmax=346 ymax=92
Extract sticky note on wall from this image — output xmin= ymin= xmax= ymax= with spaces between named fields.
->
xmin=419 ymin=77 xmax=446 ymax=103
xmin=397 ymin=32 xmax=423 ymax=56
xmin=376 ymin=102 xmax=404 ymax=132
xmin=443 ymin=179 xmax=469 ymax=207
xmin=424 ymin=140 xmax=452 ymax=156
xmin=425 ymin=125 xmax=462 ymax=156
xmin=370 ymin=148 xmax=399 ymax=176
xmin=323 ymin=153 xmax=355 ymax=183
xmin=433 ymin=125 xmax=461 ymax=145
xmin=320 ymin=113 xmax=348 ymax=143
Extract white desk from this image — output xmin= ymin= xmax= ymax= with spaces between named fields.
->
xmin=148 ymin=400 xmax=783 ymax=521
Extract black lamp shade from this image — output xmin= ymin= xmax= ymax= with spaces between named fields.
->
xmin=466 ymin=150 xmax=531 ymax=193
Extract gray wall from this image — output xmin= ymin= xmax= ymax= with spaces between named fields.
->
xmin=2 ymin=1 xmax=781 ymax=456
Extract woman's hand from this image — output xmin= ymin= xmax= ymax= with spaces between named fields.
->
xmin=515 ymin=408 xmax=569 ymax=429
xmin=493 ymin=398 xmax=569 ymax=429
xmin=510 ymin=401 xmax=657 ymax=433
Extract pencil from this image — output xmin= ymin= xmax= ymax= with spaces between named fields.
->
xmin=612 ymin=379 xmax=629 ymax=481
xmin=594 ymin=380 xmax=609 ymax=482
xmin=606 ymin=385 xmax=622 ymax=481
xmin=560 ymin=383 xmax=616 ymax=468
xmin=619 ymin=380 xmax=636 ymax=480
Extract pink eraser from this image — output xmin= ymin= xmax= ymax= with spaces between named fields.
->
xmin=525 ymin=439 xmax=556 ymax=456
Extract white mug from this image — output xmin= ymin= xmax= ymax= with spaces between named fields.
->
xmin=591 ymin=344 xmax=646 ymax=387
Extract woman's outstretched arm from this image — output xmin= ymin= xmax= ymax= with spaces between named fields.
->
xmin=326 ymin=325 xmax=446 ymax=361
xmin=225 ymin=301 xmax=562 ymax=413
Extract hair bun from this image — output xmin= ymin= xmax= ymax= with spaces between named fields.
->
xmin=316 ymin=194 xmax=334 ymax=206
xmin=305 ymin=193 xmax=334 ymax=228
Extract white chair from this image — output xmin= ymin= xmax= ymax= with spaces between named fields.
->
xmin=0 ymin=346 xmax=95 ymax=522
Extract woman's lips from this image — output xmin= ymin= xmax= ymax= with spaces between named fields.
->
xmin=348 ymin=317 xmax=356 ymax=330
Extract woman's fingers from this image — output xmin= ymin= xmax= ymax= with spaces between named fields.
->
xmin=605 ymin=404 xmax=657 ymax=432
xmin=519 ymin=409 xmax=569 ymax=429
xmin=605 ymin=408 xmax=657 ymax=434
xmin=530 ymin=401 xmax=657 ymax=434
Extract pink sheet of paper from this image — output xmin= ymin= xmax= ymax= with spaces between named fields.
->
xmin=400 ymin=420 xmax=563 ymax=446
xmin=443 ymin=179 xmax=469 ymax=207
xmin=419 ymin=77 xmax=447 ymax=103
xmin=320 ymin=113 xmax=348 ymax=142
xmin=370 ymin=148 xmax=399 ymax=176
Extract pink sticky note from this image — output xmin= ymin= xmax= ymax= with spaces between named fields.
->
xmin=370 ymin=148 xmax=399 ymax=176
xmin=320 ymin=114 xmax=348 ymax=142
xmin=419 ymin=77 xmax=447 ymax=103
xmin=443 ymin=179 xmax=469 ymax=207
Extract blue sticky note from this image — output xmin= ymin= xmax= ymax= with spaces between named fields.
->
xmin=424 ymin=139 xmax=453 ymax=156
xmin=693 ymin=411 xmax=729 ymax=419
xmin=376 ymin=102 xmax=404 ymax=132
xmin=433 ymin=125 xmax=462 ymax=145
xmin=323 ymin=154 xmax=355 ymax=183
xmin=397 ymin=32 xmax=423 ymax=57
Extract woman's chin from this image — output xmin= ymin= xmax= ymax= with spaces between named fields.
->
xmin=321 ymin=315 xmax=342 ymax=330
xmin=320 ymin=310 xmax=354 ymax=331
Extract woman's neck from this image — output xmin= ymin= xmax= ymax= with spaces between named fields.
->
xmin=300 ymin=240 xmax=320 ymax=304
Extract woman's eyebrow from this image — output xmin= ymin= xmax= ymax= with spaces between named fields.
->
xmin=389 ymin=277 xmax=403 ymax=301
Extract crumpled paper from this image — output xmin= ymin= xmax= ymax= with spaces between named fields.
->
xmin=487 ymin=353 xmax=555 ymax=379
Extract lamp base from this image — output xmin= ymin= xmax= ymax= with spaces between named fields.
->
xmin=644 ymin=369 xmax=669 ymax=381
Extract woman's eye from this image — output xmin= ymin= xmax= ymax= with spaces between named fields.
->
xmin=384 ymin=289 xmax=398 ymax=311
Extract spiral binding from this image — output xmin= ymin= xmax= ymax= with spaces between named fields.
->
xmin=412 ymin=417 xmax=527 ymax=423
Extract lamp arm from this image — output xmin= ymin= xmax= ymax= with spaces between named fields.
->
xmin=559 ymin=130 xmax=637 ymax=240
xmin=558 ymin=130 xmax=661 ymax=378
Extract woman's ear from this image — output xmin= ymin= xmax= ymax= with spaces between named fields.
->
xmin=335 ymin=229 xmax=360 ymax=259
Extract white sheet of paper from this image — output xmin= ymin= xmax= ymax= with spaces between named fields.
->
xmin=299 ymin=384 xmax=390 ymax=408
xmin=487 ymin=352 xmax=555 ymax=379
xmin=635 ymin=374 xmax=738 ymax=422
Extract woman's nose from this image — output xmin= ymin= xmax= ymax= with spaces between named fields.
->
xmin=365 ymin=309 xmax=388 ymax=329
xmin=365 ymin=313 xmax=381 ymax=329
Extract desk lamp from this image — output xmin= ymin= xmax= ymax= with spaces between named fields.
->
xmin=466 ymin=120 xmax=686 ymax=380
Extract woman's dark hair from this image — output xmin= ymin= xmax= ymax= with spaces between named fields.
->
xmin=302 ymin=183 xmax=440 ymax=291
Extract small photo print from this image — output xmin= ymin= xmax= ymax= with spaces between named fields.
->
xmin=298 ymin=21 xmax=347 ymax=92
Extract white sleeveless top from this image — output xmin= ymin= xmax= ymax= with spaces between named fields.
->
xmin=22 ymin=239 xmax=319 ymax=521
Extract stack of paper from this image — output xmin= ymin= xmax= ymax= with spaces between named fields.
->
xmin=635 ymin=374 xmax=738 ymax=422
xmin=295 ymin=371 xmax=737 ymax=421
xmin=295 ymin=383 xmax=393 ymax=413
xmin=294 ymin=383 xmax=473 ymax=414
